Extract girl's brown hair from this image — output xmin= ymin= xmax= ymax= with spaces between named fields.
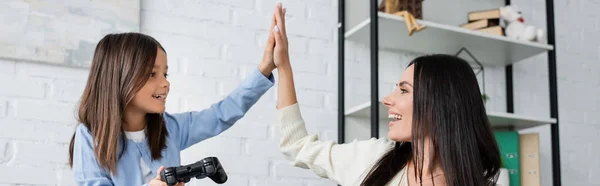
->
xmin=68 ymin=32 xmax=169 ymax=174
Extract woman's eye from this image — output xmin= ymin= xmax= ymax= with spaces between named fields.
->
xmin=150 ymin=72 xmax=156 ymax=77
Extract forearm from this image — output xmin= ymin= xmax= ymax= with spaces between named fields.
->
xmin=277 ymin=65 xmax=297 ymax=109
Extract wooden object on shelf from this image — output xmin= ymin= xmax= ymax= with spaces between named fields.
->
xmin=392 ymin=11 xmax=426 ymax=36
xmin=468 ymin=8 xmax=501 ymax=21
xmin=379 ymin=0 xmax=424 ymax=19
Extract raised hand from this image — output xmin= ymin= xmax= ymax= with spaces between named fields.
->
xmin=271 ymin=3 xmax=298 ymax=109
xmin=258 ymin=6 xmax=278 ymax=77
xmin=272 ymin=3 xmax=290 ymax=69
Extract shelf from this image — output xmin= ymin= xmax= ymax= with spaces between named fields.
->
xmin=345 ymin=101 xmax=557 ymax=129
xmin=344 ymin=12 xmax=554 ymax=66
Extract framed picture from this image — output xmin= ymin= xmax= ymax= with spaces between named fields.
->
xmin=0 ymin=0 xmax=140 ymax=68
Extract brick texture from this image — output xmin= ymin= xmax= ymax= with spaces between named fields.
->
xmin=0 ymin=0 xmax=597 ymax=185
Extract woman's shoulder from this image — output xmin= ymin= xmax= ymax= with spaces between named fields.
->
xmin=343 ymin=137 xmax=396 ymax=151
xmin=334 ymin=137 xmax=396 ymax=184
xmin=342 ymin=137 xmax=396 ymax=150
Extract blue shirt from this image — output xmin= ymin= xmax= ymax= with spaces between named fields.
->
xmin=71 ymin=68 xmax=274 ymax=186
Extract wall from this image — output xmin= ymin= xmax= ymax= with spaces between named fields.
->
xmin=0 ymin=0 xmax=138 ymax=185
xmin=140 ymin=0 xmax=338 ymax=185
xmin=0 ymin=0 xmax=339 ymax=185
xmin=553 ymin=0 xmax=600 ymax=185
xmin=1 ymin=0 xmax=598 ymax=185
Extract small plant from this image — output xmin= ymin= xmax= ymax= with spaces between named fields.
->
xmin=482 ymin=94 xmax=489 ymax=104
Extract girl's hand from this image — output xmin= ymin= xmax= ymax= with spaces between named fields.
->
xmin=150 ymin=166 xmax=184 ymax=186
xmin=258 ymin=7 xmax=278 ymax=77
xmin=272 ymin=3 xmax=290 ymax=70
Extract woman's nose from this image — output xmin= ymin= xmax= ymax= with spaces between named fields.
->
xmin=382 ymin=94 xmax=393 ymax=108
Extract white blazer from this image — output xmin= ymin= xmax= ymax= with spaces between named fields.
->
xmin=276 ymin=103 xmax=409 ymax=186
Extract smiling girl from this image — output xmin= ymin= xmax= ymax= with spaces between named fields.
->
xmin=68 ymin=10 xmax=279 ymax=185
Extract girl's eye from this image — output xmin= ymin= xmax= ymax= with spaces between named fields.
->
xmin=150 ymin=72 xmax=156 ymax=77
xmin=400 ymin=88 xmax=408 ymax=94
xmin=164 ymin=73 xmax=169 ymax=78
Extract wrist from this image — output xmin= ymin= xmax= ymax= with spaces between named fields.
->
xmin=258 ymin=62 xmax=275 ymax=77
xmin=277 ymin=64 xmax=292 ymax=75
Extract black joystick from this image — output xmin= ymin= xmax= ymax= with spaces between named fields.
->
xmin=160 ymin=157 xmax=227 ymax=186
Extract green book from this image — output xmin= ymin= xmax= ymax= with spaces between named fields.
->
xmin=494 ymin=131 xmax=520 ymax=186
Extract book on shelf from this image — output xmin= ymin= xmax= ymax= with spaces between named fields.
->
xmin=494 ymin=131 xmax=521 ymax=186
xmin=460 ymin=19 xmax=500 ymax=30
xmin=477 ymin=25 xmax=504 ymax=36
xmin=520 ymin=133 xmax=541 ymax=186
xmin=468 ymin=8 xmax=501 ymax=21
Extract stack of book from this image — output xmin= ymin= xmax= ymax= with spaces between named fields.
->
xmin=494 ymin=131 xmax=541 ymax=186
xmin=460 ymin=8 xmax=503 ymax=36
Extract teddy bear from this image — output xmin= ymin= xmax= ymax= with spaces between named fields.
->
xmin=499 ymin=5 xmax=546 ymax=43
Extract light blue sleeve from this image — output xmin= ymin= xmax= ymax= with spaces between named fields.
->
xmin=72 ymin=125 xmax=115 ymax=186
xmin=165 ymin=67 xmax=274 ymax=150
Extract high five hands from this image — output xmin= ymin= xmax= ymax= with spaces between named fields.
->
xmin=259 ymin=2 xmax=291 ymax=76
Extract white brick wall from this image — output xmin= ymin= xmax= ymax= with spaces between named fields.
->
xmin=0 ymin=60 xmax=87 ymax=185
xmin=0 ymin=0 xmax=338 ymax=185
xmin=1 ymin=0 xmax=598 ymax=186
xmin=144 ymin=0 xmax=339 ymax=184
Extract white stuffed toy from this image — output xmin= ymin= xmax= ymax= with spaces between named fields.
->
xmin=500 ymin=5 xmax=546 ymax=43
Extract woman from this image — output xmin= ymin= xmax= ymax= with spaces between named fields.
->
xmin=270 ymin=5 xmax=502 ymax=186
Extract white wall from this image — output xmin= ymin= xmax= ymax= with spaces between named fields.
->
xmin=553 ymin=0 xmax=600 ymax=185
xmin=0 ymin=0 xmax=138 ymax=185
xmin=0 ymin=0 xmax=338 ymax=185
xmin=140 ymin=0 xmax=338 ymax=185
xmin=0 ymin=0 xmax=598 ymax=186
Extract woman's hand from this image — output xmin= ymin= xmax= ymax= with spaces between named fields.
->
xmin=272 ymin=3 xmax=290 ymax=70
xmin=271 ymin=3 xmax=298 ymax=109
xmin=149 ymin=166 xmax=184 ymax=186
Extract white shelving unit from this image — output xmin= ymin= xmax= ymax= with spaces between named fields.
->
xmin=342 ymin=12 xmax=556 ymax=130
xmin=338 ymin=0 xmax=561 ymax=185
xmin=345 ymin=101 xmax=557 ymax=129
xmin=345 ymin=13 xmax=554 ymax=66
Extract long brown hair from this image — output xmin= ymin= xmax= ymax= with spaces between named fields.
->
xmin=360 ymin=54 xmax=501 ymax=186
xmin=68 ymin=33 xmax=169 ymax=174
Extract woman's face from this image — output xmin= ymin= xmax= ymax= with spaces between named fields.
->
xmin=382 ymin=64 xmax=414 ymax=142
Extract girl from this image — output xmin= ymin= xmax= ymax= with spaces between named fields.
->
xmin=269 ymin=5 xmax=502 ymax=186
xmin=68 ymin=6 xmax=280 ymax=185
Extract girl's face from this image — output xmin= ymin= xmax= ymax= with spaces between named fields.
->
xmin=382 ymin=64 xmax=414 ymax=142
xmin=130 ymin=49 xmax=170 ymax=114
